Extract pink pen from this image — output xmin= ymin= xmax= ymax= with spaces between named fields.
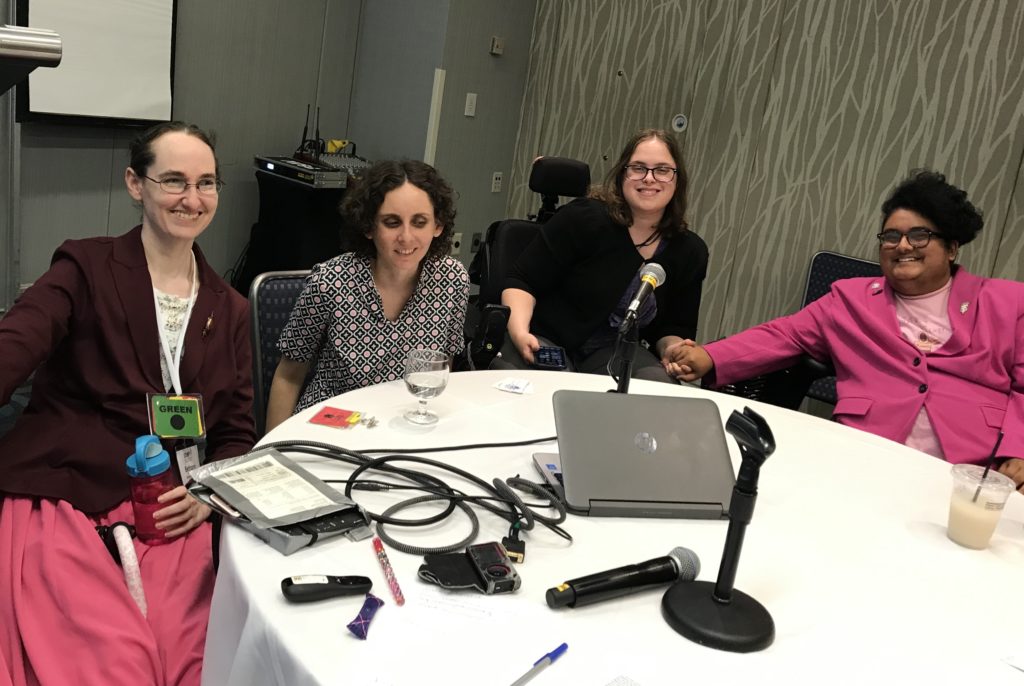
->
xmin=373 ymin=537 xmax=405 ymax=606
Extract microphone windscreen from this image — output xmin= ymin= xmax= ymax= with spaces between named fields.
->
xmin=642 ymin=262 xmax=667 ymax=286
xmin=668 ymin=546 xmax=700 ymax=581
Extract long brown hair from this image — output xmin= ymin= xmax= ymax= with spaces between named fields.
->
xmin=589 ymin=128 xmax=689 ymax=236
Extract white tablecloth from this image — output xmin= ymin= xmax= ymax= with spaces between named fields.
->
xmin=203 ymin=371 xmax=1024 ymax=685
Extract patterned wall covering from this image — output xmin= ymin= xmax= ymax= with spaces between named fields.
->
xmin=509 ymin=0 xmax=1024 ymax=342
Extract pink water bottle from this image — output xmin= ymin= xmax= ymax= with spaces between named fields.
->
xmin=126 ymin=435 xmax=176 ymax=546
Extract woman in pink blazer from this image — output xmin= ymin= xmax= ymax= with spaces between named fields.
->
xmin=670 ymin=171 xmax=1024 ymax=491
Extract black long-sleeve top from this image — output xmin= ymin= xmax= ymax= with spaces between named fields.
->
xmin=505 ymin=198 xmax=709 ymax=352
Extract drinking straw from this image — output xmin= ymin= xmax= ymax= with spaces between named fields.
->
xmin=972 ymin=431 xmax=1004 ymax=503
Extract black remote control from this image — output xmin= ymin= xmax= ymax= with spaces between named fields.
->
xmin=281 ymin=575 xmax=373 ymax=603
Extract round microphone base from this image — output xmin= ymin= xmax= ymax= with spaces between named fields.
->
xmin=661 ymin=580 xmax=774 ymax=653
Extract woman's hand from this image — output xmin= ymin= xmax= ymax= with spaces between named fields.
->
xmin=511 ymin=330 xmax=540 ymax=365
xmin=997 ymin=457 xmax=1024 ymax=493
xmin=153 ymin=486 xmax=212 ymax=539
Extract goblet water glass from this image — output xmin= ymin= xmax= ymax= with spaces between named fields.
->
xmin=403 ymin=349 xmax=449 ymax=425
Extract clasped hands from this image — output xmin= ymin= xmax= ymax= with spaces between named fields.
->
xmin=661 ymin=339 xmax=712 ymax=383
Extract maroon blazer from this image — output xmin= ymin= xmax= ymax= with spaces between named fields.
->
xmin=0 ymin=226 xmax=256 ymax=513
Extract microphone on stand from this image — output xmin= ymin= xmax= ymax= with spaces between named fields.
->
xmin=546 ymin=546 xmax=699 ymax=608
xmin=618 ymin=263 xmax=666 ymax=334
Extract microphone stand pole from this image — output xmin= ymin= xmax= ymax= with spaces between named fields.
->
xmin=661 ymin=407 xmax=776 ymax=653
xmin=612 ymin=317 xmax=638 ymax=394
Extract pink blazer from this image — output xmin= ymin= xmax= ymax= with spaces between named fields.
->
xmin=705 ymin=268 xmax=1024 ymax=464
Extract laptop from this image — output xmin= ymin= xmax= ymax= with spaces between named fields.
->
xmin=535 ymin=390 xmax=735 ymax=519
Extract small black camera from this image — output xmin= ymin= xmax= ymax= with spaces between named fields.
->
xmin=417 ymin=541 xmax=522 ymax=595
xmin=466 ymin=542 xmax=521 ymax=594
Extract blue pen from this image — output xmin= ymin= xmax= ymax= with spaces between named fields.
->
xmin=509 ymin=643 xmax=568 ymax=686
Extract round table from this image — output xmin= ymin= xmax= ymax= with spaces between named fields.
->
xmin=202 ymin=370 xmax=1024 ymax=685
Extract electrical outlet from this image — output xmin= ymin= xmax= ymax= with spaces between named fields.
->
xmin=491 ymin=172 xmax=503 ymax=193
xmin=464 ymin=93 xmax=477 ymax=117
xmin=470 ymin=232 xmax=483 ymax=252
xmin=451 ymin=232 xmax=463 ymax=256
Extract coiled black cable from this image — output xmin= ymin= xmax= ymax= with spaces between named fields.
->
xmin=257 ymin=439 xmax=570 ymax=554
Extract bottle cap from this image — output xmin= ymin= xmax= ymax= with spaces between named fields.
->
xmin=126 ymin=435 xmax=171 ymax=477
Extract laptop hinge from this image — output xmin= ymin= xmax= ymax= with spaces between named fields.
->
xmin=588 ymin=500 xmax=727 ymax=520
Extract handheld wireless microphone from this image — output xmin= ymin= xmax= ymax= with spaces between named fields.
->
xmin=545 ymin=546 xmax=699 ymax=608
xmin=619 ymin=263 xmax=666 ymax=333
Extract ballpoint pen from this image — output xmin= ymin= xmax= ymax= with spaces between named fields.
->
xmin=509 ymin=643 xmax=568 ymax=686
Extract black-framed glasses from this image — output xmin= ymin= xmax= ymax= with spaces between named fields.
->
xmin=876 ymin=228 xmax=942 ymax=248
xmin=144 ymin=175 xmax=223 ymax=195
xmin=623 ymin=163 xmax=677 ymax=182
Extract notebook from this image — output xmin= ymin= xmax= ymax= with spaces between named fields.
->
xmin=537 ymin=390 xmax=735 ymax=519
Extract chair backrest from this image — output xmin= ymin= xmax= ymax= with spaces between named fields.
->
xmin=528 ymin=156 xmax=590 ymax=222
xmin=469 ymin=156 xmax=590 ymax=307
xmin=475 ymin=219 xmax=543 ymax=307
xmin=801 ymin=251 xmax=883 ymax=404
xmin=249 ymin=270 xmax=310 ymax=434
xmin=802 ymin=250 xmax=883 ymax=306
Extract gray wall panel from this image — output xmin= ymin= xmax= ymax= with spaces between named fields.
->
xmin=433 ymin=0 xmax=537 ymax=262
xmin=512 ymin=0 xmax=1024 ymax=344
xmin=18 ymin=124 xmax=120 ymax=278
xmin=347 ymin=0 xmax=449 ymax=161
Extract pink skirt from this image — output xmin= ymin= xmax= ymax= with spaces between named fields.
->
xmin=0 ymin=496 xmax=214 ymax=686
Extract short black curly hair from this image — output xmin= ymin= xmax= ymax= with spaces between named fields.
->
xmin=340 ymin=160 xmax=456 ymax=260
xmin=880 ymin=170 xmax=984 ymax=246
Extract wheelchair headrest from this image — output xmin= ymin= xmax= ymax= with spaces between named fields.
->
xmin=528 ymin=156 xmax=591 ymax=198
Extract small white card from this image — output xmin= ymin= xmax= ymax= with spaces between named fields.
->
xmin=175 ymin=444 xmax=201 ymax=484
xmin=494 ymin=377 xmax=532 ymax=394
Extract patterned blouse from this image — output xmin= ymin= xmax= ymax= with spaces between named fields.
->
xmin=278 ymin=253 xmax=469 ymax=412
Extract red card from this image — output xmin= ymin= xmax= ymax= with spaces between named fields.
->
xmin=308 ymin=406 xmax=357 ymax=428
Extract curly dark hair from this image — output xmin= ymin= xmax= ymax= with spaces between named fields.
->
xmin=128 ymin=121 xmax=219 ymax=179
xmin=589 ymin=128 xmax=689 ymax=236
xmin=340 ymin=160 xmax=456 ymax=260
xmin=881 ymin=170 xmax=984 ymax=246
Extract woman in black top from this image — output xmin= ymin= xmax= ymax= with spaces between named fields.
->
xmin=502 ymin=129 xmax=709 ymax=382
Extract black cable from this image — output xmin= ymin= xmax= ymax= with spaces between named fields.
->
xmin=257 ymin=439 xmax=571 ymax=549
xmin=356 ymin=435 xmax=557 ymax=455
xmin=375 ymin=495 xmax=479 ymax=555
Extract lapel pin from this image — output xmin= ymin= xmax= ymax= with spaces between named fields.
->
xmin=959 ymin=301 xmax=969 ymax=314
xmin=202 ymin=312 xmax=215 ymax=338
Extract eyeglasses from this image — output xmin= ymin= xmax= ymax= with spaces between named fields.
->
xmin=623 ymin=164 xmax=677 ymax=182
xmin=876 ymin=228 xmax=942 ymax=248
xmin=143 ymin=175 xmax=223 ymax=195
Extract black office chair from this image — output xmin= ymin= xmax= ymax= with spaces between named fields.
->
xmin=800 ymin=251 xmax=882 ymax=404
xmin=248 ymin=270 xmax=310 ymax=434
xmin=718 ymin=250 xmax=882 ymax=410
xmin=469 ymin=155 xmax=591 ymax=305
xmin=463 ymin=157 xmax=590 ymax=369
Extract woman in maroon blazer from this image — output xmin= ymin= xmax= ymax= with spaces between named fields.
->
xmin=0 ymin=122 xmax=256 ymax=685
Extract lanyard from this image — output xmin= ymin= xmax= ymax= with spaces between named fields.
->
xmin=153 ymin=252 xmax=198 ymax=394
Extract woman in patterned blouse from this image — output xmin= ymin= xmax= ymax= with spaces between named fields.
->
xmin=265 ymin=160 xmax=470 ymax=431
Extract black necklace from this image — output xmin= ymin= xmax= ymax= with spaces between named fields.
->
xmin=634 ymin=231 xmax=660 ymax=248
